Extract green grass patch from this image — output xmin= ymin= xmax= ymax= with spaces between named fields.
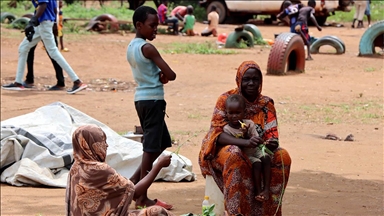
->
xmin=278 ymin=100 xmax=383 ymax=125
xmin=162 ymin=42 xmax=238 ymax=55
xmin=328 ymin=2 xmax=384 ymax=23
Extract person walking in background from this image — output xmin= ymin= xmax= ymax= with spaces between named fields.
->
xmin=351 ymin=0 xmax=367 ymax=28
xmin=2 ymin=0 xmax=87 ymax=94
xmin=24 ymin=22 xmax=66 ymax=91
xmin=365 ymin=0 xmax=371 ymax=27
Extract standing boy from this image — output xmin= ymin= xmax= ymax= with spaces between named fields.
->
xmin=2 ymin=0 xmax=87 ymax=94
xmin=57 ymin=0 xmax=69 ymax=52
xmin=126 ymin=6 xmax=176 ymax=210
xmin=294 ymin=0 xmax=322 ymax=60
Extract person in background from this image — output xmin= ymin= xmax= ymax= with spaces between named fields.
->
xmin=57 ymin=0 xmax=69 ymax=52
xmin=182 ymin=5 xmax=198 ymax=36
xmin=201 ymin=5 xmax=219 ymax=37
xmin=294 ymin=0 xmax=322 ymax=60
xmin=24 ymin=22 xmax=66 ymax=91
xmin=157 ymin=0 xmax=179 ymax=35
xmin=2 ymin=0 xmax=87 ymax=94
xmin=365 ymin=0 xmax=371 ymax=27
xmin=277 ymin=0 xmax=304 ymax=33
xmin=351 ymin=0 xmax=367 ymax=28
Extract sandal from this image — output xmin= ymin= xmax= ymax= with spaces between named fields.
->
xmin=154 ymin=199 xmax=173 ymax=210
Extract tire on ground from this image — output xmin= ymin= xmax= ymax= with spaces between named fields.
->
xmin=11 ymin=17 xmax=30 ymax=29
xmin=243 ymin=24 xmax=263 ymax=41
xmin=267 ymin=33 xmax=305 ymax=75
xmin=359 ymin=20 xmax=384 ymax=56
xmin=1 ymin=12 xmax=16 ymax=23
xmin=310 ymin=36 xmax=345 ymax=54
xmin=85 ymin=14 xmax=119 ymax=32
xmin=321 ymin=35 xmax=346 ymax=52
xmin=224 ymin=30 xmax=254 ymax=48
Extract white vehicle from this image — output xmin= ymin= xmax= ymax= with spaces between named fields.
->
xmin=199 ymin=0 xmax=353 ymax=25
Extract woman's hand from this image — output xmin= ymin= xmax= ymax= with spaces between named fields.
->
xmin=159 ymin=71 xmax=169 ymax=84
xmin=266 ymin=139 xmax=279 ymax=152
xmin=157 ymin=154 xmax=172 ymax=168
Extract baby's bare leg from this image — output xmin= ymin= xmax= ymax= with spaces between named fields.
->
xmin=256 ymin=155 xmax=271 ymax=201
xmin=252 ymin=161 xmax=262 ymax=199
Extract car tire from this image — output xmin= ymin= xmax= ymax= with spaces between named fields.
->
xmin=11 ymin=17 xmax=30 ymax=29
xmin=358 ymin=20 xmax=384 ymax=56
xmin=244 ymin=24 xmax=263 ymax=41
xmin=1 ymin=12 xmax=16 ymax=23
xmin=267 ymin=33 xmax=305 ymax=75
xmin=322 ymin=35 xmax=346 ymax=52
xmin=310 ymin=36 xmax=345 ymax=54
xmin=207 ymin=1 xmax=227 ymax=24
xmin=22 ymin=13 xmax=34 ymax=19
xmin=86 ymin=14 xmax=119 ymax=32
xmin=224 ymin=30 xmax=254 ymax=48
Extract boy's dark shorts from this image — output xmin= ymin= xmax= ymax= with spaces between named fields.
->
xmin=135 ymin=100 xmax=172 ymax=153
xmin=294 ymin=21 xmax=310 ymax=41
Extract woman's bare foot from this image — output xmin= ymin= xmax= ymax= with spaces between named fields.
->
xmin=255 ymin=190 xmax=269 ymax=202
xmin=135 ymin=197 xmax=156 ymax=209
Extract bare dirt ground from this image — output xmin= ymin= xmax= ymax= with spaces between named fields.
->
xmin=1 ymin=22 xmax=383 ymax=216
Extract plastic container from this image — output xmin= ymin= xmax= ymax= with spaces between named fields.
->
xmin=202 ymin=196 xmax=210 ymax=213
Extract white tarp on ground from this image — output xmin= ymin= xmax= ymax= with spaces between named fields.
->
xmin=0 ymin=102 xmax=195 ymax=188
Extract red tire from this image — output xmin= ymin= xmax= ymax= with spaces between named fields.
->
xmin=86 ymin=14 xmax=119 ymax=32
xmin=267 ymin=33 xmax=306 ymax=75
xmin=22 ymin=13 xmax=34 ymax=19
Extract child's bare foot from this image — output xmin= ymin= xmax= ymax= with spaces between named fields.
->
xmin=255 ymin=190 xmax=269 ymax=202
xmin=306 ymin=56 xmax=313 ymax=61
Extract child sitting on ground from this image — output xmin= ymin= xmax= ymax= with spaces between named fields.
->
xmin=223 ymin=94 xmax=274 ymax=202
xmin=201 ymin=5 xmax=219 ymax=37
xmin=182 ymin=5 xmax=198 ymax=36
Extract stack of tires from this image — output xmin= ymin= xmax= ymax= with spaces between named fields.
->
xmin=267 ymin=33 xmax=305 ymax=75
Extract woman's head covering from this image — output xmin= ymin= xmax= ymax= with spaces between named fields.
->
xmin=66 ymin=125 xmax=132 ymax=216
xmin=72 ymin=124 xmax=108 ymax=163
xmin=66 ymin=125 xmax=174 ymax=216
xmin=199 ymin=60 xmax=277 ymax=165
xmin=235 ymin=60 xmax=263 ymax=101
